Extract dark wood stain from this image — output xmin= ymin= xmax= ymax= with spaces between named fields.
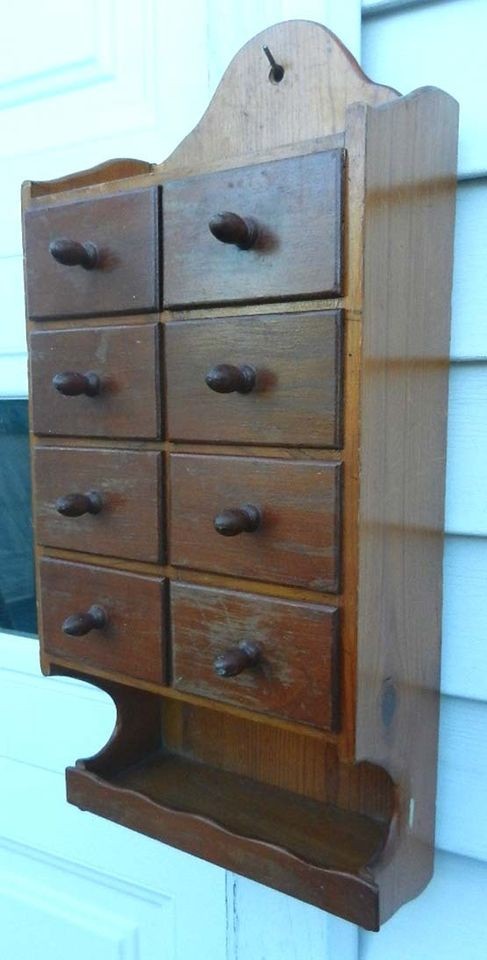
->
xmin=165 ymin=310 xmax=343 ymax=448
xmin=24 ymin=188 xmax=160 ymax=319
xmin=39 ymin=558 xmax=167 ymax=683
xmin=163 ymin=150 xmax=344 ymax=308
xmin=171 ymin=582 xmax=340 ymax=729
xmin=34 ymin=446 xmax=163 ymax=562
xmin=169 ymin=454 xmax=342 ymax=592
xmin=30 ymin=322 xmax=160 ymax=439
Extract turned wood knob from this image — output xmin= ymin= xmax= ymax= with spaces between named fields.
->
xmin=52 ymin=371 xmax=101 ymax=397
xmin=55 ymin=490 xmax=103 ymax=517
xmin=62 ymin=604 xmax=107 ymax=637
xmin=208 ymin=212 xmax=258 ymax=249
xmin=49 ymin=237 xmax=99 ymax=269
xmin=214 ymin=641 xmax=261 ymax=678
xmin=205 ymin=363 xmax=256 ymax=394
xmin=214 ymin=504 xmax=261 ymax=537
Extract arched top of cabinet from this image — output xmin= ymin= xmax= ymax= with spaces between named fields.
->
xmin=161 ymin=20 xmax=399 ymax=177
xmin=26 ymin=20 xmax=399 ymax=200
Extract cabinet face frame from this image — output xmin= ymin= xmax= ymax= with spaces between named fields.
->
xmin=22 ymin=20 xmax=458 ymax=930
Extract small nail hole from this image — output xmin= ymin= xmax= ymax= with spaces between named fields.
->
xmin=268 ymin=65 xmax=284 ymax=84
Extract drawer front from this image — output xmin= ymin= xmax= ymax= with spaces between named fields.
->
xmin=165 ymin=310 xmax=343 ymax=448
xmin=171 ymin=582 xmax=339 ymax=730
xmin=24 ymin=188 xmax=159 ymax=319
xmin=30 ymin=323 xmax=160 ymax=438
xmin=163 ymin=150 xmax=343 ymax=308
xmin=34 ymin=447 xmax=163 ymax=563
xmin=39 ymin=558 xmax=166 ymax=683
xmin=169 ymin=454 xmax=341 ymax=592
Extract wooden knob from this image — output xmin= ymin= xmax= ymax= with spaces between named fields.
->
xmin=205 ymin=363 xmax=256 ymax=394
xmin=49 ymin=237 xmax=99 ymax=269
xmin=52 ymin=371 xmax=101 ymax=397
xmin=62 ymin=604 xmax=107 ymax=637
xmin=55 ymin=490 xmax=103 ymax=517
xmin=214 ymin=641 xmax=261 ymax=678
xmin=208 ymin=212 xmax=258 ymax=249
xmin=214 ymin=504 xmax=260 ymax=537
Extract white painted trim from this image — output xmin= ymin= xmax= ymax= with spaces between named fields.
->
xmin=362 ymin=0 xmax=440 ymax=16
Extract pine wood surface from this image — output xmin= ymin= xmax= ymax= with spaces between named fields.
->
xmin=169 ymin=454 xmax=341 ymax=592
xmin=165 ymin=310 xmax=343 ymax=448
xmin=39 ymin=558 xmax=166 ymax=683
xmin=163 ymin=150 xmax=343 ymax=307
xmin=29 ymin=322 xmax=161 ymax=439
xmin=24 ymin=188 xmax=159 ymax=319
xmin=33 ymin=446 xmax=163 ymax=562
xmin=170 ymin=582 xmax=339 ymax=729
xmin=355 ymin=87 xmax=459 ymax=922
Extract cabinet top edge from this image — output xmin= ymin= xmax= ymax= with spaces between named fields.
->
xmin=22 ymin=19 xmax=400 ymax=205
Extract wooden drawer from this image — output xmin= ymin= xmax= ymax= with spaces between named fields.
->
xmin=34 ymin=447 xmax=163 ymax=562
xmin=171 ymin=583 xmax=339 ymax=730
xmin=165 ymin=310 xmax=343 ymax=448
xmin=30 ymin=323 xmax=160 ymax=438
xmin=163 ymin=150 xmax=344 ymax=308
xmin=24 ymin=188 xmax=160 ymax=319
xmin=39 ymin=558 xmax=166 ymax=683
xmin=169 ymin=454 xmax=341 ymax=592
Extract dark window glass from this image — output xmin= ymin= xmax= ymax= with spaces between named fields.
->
xmin=0 ymin=400 xmax=37 ymax=634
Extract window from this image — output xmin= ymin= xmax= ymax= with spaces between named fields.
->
xmin=0 ymin=399 xmax=36 ymax=634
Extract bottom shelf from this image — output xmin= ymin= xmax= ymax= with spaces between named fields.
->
xmin=68 ymin=749 xmax=390 ymax=930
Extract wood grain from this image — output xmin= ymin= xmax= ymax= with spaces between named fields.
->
xmin=171 ymin=582 xmax=339 ymax=730
xmin=33 ymin=446 xmax=163 ymax=562
xmin=30 ymin=322 xmax=160 ymax=439
xmin=162 ymin=20 xmax=398 ymax=177
xmin=24 ymin=188 xmax=159 ymax=319
xmin=165 ymin=310 xmax=343 ymax=447
xmin=355 ymin=88 xmax=459 ymax=923
xmin=169 ymin=454 xmax=342 ymax=592
xmin=163 ymin=150 xmax=344 ymax=307
xmin=67 ymin=758 xmax=384 ymax=929
xmin=39 ymin=558 xmax=167 ymax=683
xmin=28 ymin=158 xmax=154 ymax=198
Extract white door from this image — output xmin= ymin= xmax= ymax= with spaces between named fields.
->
xmin=0 ymin=3 xmax=360 ymax=959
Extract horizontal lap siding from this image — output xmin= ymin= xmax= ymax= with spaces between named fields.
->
xmin=359 ymin=850 xmax=487 ymax=959
xmin=361 ymin=0 xmax=487 ymax=950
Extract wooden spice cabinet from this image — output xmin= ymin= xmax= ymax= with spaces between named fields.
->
xmin=22 ymin=21 xmax=459 ymax=929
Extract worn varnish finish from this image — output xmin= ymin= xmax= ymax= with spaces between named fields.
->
xmin=163 ymin=151 xmax=344 ymax=307
xmin=169 ymin=454 xmax=341 ymax=592
xmin=24 ymin=188 xmax=160 ymax=319
xmin=39 ymin=558 xmax=166 ymax=683
xmin=171 ymin=582 xmax=340 ymax=730
xmin=34 ymin=446 xmax=163 ymax=562
xmin=30 ymin=322 xmax=160 ymax=439
xmin=23 ymin=21 xmax=458 ymax=930
xmin=165 ymin=310 xmax=343 ymax=448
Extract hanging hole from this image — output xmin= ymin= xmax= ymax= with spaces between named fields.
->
xmin=263 ymin=45 xmax=285 ymax=84
xmin=268 ymin=64 xmax=284 ymax=84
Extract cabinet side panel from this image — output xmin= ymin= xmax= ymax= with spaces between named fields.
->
xmin=356 ymin=88 xmax=459 ymax=920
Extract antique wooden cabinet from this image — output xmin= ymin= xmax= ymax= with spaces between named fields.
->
xmin=22 ymin=21 xmax=459 ymax=929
